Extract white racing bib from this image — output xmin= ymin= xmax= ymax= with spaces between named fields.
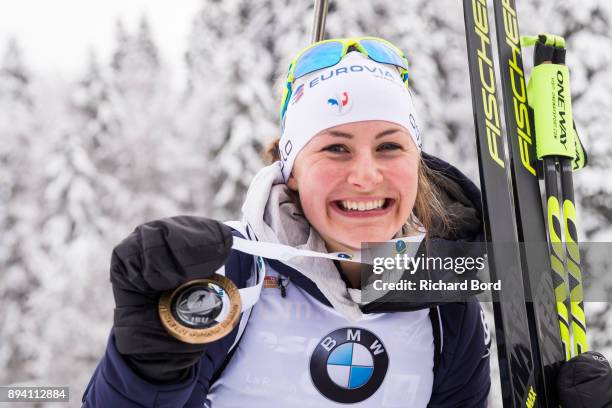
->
xmin=207 ymin=260 xmax=434 ymax=407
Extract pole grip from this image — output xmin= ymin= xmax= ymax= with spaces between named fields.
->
xmin=528 ymin=63 xmax=576 ymax=160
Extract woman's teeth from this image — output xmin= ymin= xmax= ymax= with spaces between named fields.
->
xmin=339 ymin=199 xmax=386 ymax=211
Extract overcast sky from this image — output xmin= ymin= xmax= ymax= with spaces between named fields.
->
xmin=0 ymin=0 xmax=201 ymax=82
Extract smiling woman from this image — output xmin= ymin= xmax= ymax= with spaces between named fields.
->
xmin=288 ymin=121 xmax=421 ymax=251
xmin=264 ymin=123 xmax=453 ymax=250
xmin=82 ymin=37 xmax=491 ymax=408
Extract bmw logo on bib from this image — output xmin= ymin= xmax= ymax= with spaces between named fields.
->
xmin=310 ymin=328 xmax=388 ymax=403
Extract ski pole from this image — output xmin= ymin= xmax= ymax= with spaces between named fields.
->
xmin=524 ymin=34 xmax=588 ymax=359
xmin=311 ymin=0 xmax=329 ymax=43
xmin=548 ymin=44 xmax=588 ymax=357
xmin=543 ymin=143 xmax=573 ymax=361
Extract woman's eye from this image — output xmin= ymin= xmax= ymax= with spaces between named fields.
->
xmin=377 ymin=142 xmax=402 ymax=151
xmin=323 ymin=144 xmax=349 ymax=153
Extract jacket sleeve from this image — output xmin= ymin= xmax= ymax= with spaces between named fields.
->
xmin=82 ymin=229 xmax=254 ymax=408
xmin=428 ymin=301 xmax=491 ymax=407
xmin=81 ymin=329 xmax=204 ymax=408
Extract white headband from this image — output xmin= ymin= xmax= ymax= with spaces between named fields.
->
xmin=278 ymin=51 xmax=422 ymax=182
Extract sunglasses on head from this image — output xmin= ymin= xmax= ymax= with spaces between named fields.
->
xmin=280 ymin=37 xmax=410 ymax=127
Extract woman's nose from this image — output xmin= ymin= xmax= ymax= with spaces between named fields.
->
xmin=346 ymin=152 xmax=383 ymax=189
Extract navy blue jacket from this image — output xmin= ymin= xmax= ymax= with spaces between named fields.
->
xmin=82 ymin=154 xmax=491 ymax=407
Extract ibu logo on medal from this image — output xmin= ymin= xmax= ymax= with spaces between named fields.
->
xmin=158 ymin=275 xmax=241 ymax=344
xmin=310 ymin=327 xmax=388 ymax=403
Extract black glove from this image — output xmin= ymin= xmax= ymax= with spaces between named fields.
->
xmin=110 ymin=216 xmax=233 ymax=384
xmin=557 ymin=351 xmax=612 ymax=408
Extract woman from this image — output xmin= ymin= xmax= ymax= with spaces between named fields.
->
xmin=82 ymin=37 xmax=490 ymax=407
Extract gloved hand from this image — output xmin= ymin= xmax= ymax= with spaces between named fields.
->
xmin=110 ymin=216 xmax=233 ymax=384
xmin=557 ymin=351 xmax=612 ymax=408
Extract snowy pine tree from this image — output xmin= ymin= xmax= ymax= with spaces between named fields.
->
xmin=72 ymin=51 xmax=122 ymax=172
xmin=183 ymin=0 xmax=311 ymax=218
xmin=0 ymin=38 xmax=42 ymax=385
xmin=109 ymin=16 xmax=185 ymax=222
xmin=23 ymin=128 xmax=113 ymax=385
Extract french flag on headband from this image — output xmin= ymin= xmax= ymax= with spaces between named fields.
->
xmin=291 ymin=84 xmax=305 ymax=105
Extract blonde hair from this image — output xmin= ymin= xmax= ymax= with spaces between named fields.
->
xmin=263 ymin=138 xmax=457 ymax=239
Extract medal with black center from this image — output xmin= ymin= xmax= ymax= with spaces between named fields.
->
xmin=159 ymin=275 xmax=241 ymax=344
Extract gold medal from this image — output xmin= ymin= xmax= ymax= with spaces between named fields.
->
xmin=159 ymin=275 xmax=242 ymax=344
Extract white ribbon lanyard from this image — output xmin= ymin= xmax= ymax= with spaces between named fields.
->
xmin=232 ymin=237 xmax=362 ymax=263
xmin=232 ymin=235 xmax=425 ymax=265
xmin=232 ymin=234 xmax=425 ymax=313
xmin=236 ymin=266 xmax=264 ymax=312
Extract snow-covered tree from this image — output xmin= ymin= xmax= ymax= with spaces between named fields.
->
xmin=112 ymin=16 xmax=160 ymax=100
xmin=72 ymin=51 xmax=122 ymax=171
xmin=108 ymin=16 xmax=187 ymax=221
xmin=21 ymin=128 xmax=114 ymax=383
xmin=0 ymin=38 xmax=42 ymax=384
xmin=183 ymin=0 xmax=312 ymax=218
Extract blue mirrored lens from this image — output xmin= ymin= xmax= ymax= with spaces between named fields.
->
xmin=360 ymin=39 xmax=407 ymax=69
xmin=293 ymin=42 xmax=344 ymax=79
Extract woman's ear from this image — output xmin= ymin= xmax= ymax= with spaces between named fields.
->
xmin=287 ymin=174 xmax=298 ymax=191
